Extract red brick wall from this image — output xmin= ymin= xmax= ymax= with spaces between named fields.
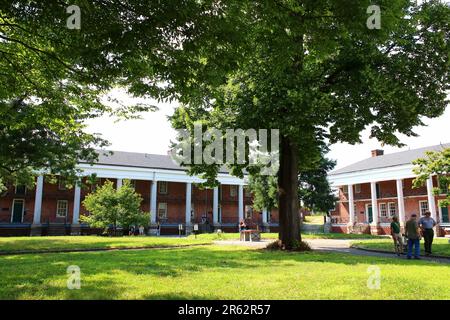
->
xmin=0 ymin=176 xmax=280 ymax=232
xmin=334 ymin=178 xmax=450 ymax=234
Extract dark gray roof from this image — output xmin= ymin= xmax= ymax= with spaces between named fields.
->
xmin=329 ymin=143 xmax=450 ymax=175
xmin=83 ymin=150 xmax=230 ymax=173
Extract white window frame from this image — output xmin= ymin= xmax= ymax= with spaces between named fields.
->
xmin=388 ymin=202 xmax=397 ymax=217
xmin=11 ymin=199 xmax=25 ymax=223
xmin=158 ymin=202 xmax=167 ymax=220
xmin=158 ymin=181 xmax=168 ymax=194
xmin=56 ymin=200 xmax=68 ymax=218
xmin=342 ymin=185 xmax=348 ymax=194
xmin=230 ymin=185 xmax=237 ymax=197
xmin=419 ymin=200 xmax=429 ymax=216
xmin=379 ymin=203 xmax=388 ymax=218
xmin=355 ymin=184 xmax=361 ymax=194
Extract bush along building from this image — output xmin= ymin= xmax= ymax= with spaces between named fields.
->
xmin=328 ymin=144 xmax=450 ymax=237
xmin=0 ymin=151 xmax=279 ymax=236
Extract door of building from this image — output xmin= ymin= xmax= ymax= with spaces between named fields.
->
xmin=366 ymin=204 xmax=373 ymax=223
xmin=11 ymin=199 xmax=24 ymax=223
xmin=441 ymin=206 xmax=449 ymax=223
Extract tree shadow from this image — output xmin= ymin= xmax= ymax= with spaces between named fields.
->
xmin=0 ymin=245 xmax=448 ymax=299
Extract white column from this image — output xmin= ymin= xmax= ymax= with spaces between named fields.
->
xmin=370 ymin=181 xmax=379 ymax=225
xmin=348 ymin=184 xmax=355 ymax=225
xmin=150 ymin=180 xmax=157 ymax=224
xmin=33 ymin=175 xmax=44 ymax=224
xmin=72 ymin=184 xmax=81 ymax=224
xmin=213 ymin=186 xmax=219 ymax=224
xmin=426 ymin=176 xmax=437 ymax=220
xmin=262 ymin=208 xmax=268 ymax=224
xmin=238 ymin=185 xmax=244 ymax=221
xmin=396 ymin=179 xmax=406 ymax=226
xmin=116 ymin=178 xmax=123 ymax=190
xmin=185 ymin=182 xmax=192 ymax=225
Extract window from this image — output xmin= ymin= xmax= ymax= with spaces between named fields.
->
xmin=355 ymin=184 xmax=361 ymax=194
xmin=388 ymin=202 xmax=397 ymax=217
xmin=379 ymin=203 xmax=388 ymax=217
xmin=342 ymin=185 xmax=348 ymax=194
xmin=56 ymin=200 xmax=68 ymax=218
xmin=15 ymin=185 xmax=26 ymax=196
xmin=244 ymin=187 xmax=251 ymax=197
xmin=158 ymin=203 xmax=167 ymax=220
xmin=245 ymin=205 xmax=253 ymax=219
xmin=58 ymin=178 xmax=67 ymax=190
xmin=419 ymin=200 xmax=428 ymax=216
xmin=158 ymin=181 xmax=168 ymax=194
xmin=230 ymin=185 xmax=237 ymax=197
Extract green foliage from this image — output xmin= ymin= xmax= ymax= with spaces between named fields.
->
xmin=412 ymin=147 xmax=450 ymax=207
xmin=170 ymin=0 xmax=449 ymax=206
xmin=248 ymin=174 xmax=278 ymax=212
xmin=81 ymin=180 xmax=149 ymax=234
xmin=298 ymin=156 xmax=337 ymax=213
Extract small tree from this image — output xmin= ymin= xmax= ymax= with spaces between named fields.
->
xmin=413 ymin=147 xmax=450 ymax=208
xmin=82 ymin=180 xmax=149 ymax=236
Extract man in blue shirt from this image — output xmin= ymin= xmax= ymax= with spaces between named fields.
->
xmin=419 ymin=211 xmax=436 ymax=256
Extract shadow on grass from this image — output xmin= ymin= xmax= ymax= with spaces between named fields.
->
xmin=0 ymin=245 xmax=447 ymax=299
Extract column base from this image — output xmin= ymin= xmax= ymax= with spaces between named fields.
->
xmin=185 ymin=224 xmax=193 ymax=236
xmin=148 ymin=223 xmax=159 ymax=236
xmin=30 ymin=224 xmax=42 ymax=236
xmin=347 ymin=222 xmax=355 ymax=234
xmin=370 ymin=223 xmax=380 ymax=235
xmin=70 ymin=224 xmax=81 ymax=236
xmin=323 ymin=222 xmax=331 ymax=234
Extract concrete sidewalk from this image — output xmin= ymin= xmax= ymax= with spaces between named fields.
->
xmin=214 ymin=238 xmax=450 ymax=264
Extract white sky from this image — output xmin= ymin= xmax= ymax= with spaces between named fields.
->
xmin=86 ymin=89 xmax=450 ymax=170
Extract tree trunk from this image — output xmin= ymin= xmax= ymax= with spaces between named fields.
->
xmin=278 ymin=135 xmax=301 ymax=249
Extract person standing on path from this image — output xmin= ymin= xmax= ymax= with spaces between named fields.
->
xmin=405 ymin=214 xmax=421 ymax=260
xmin=390 ymin=216 xmax=403 ymax=256
xmin=419 ymin=211 xmax=436 ymax=256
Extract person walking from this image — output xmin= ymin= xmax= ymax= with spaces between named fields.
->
xmin=390 ymin=216 xmax=403 ymax=256
xmin=419 ymin=211 xmax=436 ymax=256
xmin=405 ymin=214 xmax=421 ymax=259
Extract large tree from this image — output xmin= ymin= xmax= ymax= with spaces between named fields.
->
xmin=3 ymin=1 xmax=448 ymax=249
xmin=170 ymin=0 xmax=449 ymax=249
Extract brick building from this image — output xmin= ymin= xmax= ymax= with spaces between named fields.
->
xmin=328 ymin=144 xmax=450 ymax=236
xmin=0 ymin=151 xmax=279 ymax=236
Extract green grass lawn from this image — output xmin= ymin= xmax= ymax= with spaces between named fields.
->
xmin=0 ymin=245 xmax=448 ymax=299
xmin=0 ymin=236 xmax=211 ymax=253
xmin=190 ymin=232 xmax=384 ymax=241
xmin=352 ymin=238 xmax=450 ymax=257
xmin=0 ymin=233 xmax=385 ymax=253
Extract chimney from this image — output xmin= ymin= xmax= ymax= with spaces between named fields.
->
xmin=371 ymin=149 xmax=384 ymax=157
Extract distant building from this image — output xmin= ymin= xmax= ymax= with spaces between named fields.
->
xmin=328 ymin=144 xmax=449 ymax=236
xmin=0 ymin=151 xmax=279 ymax=236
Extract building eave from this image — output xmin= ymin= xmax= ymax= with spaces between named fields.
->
xmin=327 ymin=163 xmax=416 ymax=186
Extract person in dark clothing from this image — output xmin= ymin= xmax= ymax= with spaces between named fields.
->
xmin=390 ymin=216 xmax=403 ymax=256
xmin=405 ymin=214 xmax=421 ymax=259
xmin=419 ymin=211 xmax=436 ymax=256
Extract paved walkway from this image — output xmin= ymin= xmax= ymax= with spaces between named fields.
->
xmin=214 ymin=238 xmax=450 ymax=264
